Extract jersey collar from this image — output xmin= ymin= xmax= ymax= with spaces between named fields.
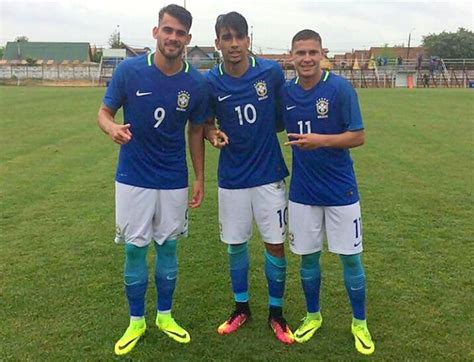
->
xmin=219 ymin=56 xmax=256 ymax=76
xmin=295 ymin=70 xmax=329 ymax=85
xmin=147 ymin=52 xmax=190 ymax=73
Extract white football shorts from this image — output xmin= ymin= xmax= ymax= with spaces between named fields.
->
xmin=218 ymin=180 xmax=287 ymax=245
xmin=115 ymin=182 xmax=188 ymax=247
xmin=288 ymin=201 xmax=363 ymax=255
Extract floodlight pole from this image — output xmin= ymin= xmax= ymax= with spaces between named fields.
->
xmin=117 ymin=25 xmax=121 ymax=47
xmin=407 ymin=28 xmax=415 ymax=60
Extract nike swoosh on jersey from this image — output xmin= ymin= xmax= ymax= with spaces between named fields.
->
xmin=218 ymin=94 xmax=232 ymax=102
xmin=136 ymin=90 xmax=152 ymax=97
xmin=286 ymin=105 xmax=296 ymax=110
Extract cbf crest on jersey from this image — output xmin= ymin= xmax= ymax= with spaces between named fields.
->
xmin=176 ymin=91 xmax=190 ymax=112
xmin=316 ymin=97 xmax=329 ymax=119
xmin=254 ymin=80 xmax=268 ymax=101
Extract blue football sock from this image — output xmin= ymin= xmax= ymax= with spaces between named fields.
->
xmin=155 ymin=239 xmax=178 ymax=313
xmin=228 ymin=243 xmax=249 ymax=302
xmin=301 ymin=252 xmax=321 ymax=314
xmin=264 ymin=251 xmax=286 ymax=308
xmin=124 ymin=243 xmax=148 ymax=317
xmin=340 ymin=253 xmax=366 ymax=320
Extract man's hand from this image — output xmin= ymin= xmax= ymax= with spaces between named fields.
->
xmin=285 ymin=130 xmax=365 ymax=150
xmin=189 ymin=179 xmax=204 ymax=208
xmin=108 ymin=123 xmax=132 ymax=145
xmin=285 ymin=133 xmax=326 ymax=150
xmin=206 ymin=129 xmax=229 ymax=149
xmin=97 ymin=104 xmax=132 ymax=145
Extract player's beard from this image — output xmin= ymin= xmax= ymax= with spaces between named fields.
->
xmin=157 ymin=41 xmax=183 ymax=60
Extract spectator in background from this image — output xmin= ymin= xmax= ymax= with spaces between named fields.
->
xmin=422 ymin=73 xmax=429 ymax=87
xmin=429 ymin=57 xmax=435 ymax=75
xmin=417 ymin=54 xmax=423 ymax=70
xmin=397 ymin=55 xmax=403 ymax=67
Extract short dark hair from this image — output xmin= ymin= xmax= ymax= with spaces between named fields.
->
xmin=215 ymin=12 xmax=248 ymax=38
xmin=159 ymin=4 xmax=192 ymax=31
xmin=291 ymin=29 xmax=322 ymax=48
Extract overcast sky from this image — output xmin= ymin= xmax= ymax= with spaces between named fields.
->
xmin=1 ymin=0 xmax=472 ymax=54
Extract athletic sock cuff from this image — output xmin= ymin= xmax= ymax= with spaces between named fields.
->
xmin=264 ymin=251 xmax=286 ymax=268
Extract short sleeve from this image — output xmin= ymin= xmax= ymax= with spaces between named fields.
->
xmin=272 ymin=62 xmax=286 ymax=132
xmin=204 ymin=70 xmax=216 ymax=120
xmin=340 ymin=82 xmax=364 ymax=131
xmin=189 ymin=77 xmax=211 ymax=125
xmin=103 ymin=61 xmax=127 ymax=111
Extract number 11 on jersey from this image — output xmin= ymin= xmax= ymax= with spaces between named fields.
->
xmin=297 ymin=120 xmax=311 ymax=134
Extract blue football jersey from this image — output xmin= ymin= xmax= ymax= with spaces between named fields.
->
xmin=103 ymin=53 xmax=210 ymax=189
xmin=206 ymin=57 xmax=289 ymax=189
xmin=281 ymin=71 xmax=364 ymax=206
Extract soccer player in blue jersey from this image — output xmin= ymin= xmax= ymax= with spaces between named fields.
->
xmin=281 ymin=29 xmax=375 ymax=355
xmin=97 ymin=4 xmax=209 ymax=356
xmin=204 ymin=12 xmax=294 ymax=344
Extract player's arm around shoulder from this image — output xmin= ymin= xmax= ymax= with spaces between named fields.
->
xmin=97 ymin=104 xmax=132 ymax=145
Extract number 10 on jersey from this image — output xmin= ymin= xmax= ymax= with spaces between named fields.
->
xmin=235 ymin=104 xmax=257 ymax=125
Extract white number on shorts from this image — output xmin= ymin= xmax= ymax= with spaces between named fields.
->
xmin=235 ymin=104 xmax=257 ymax=125
xmin=297 ymin=120 xmax=311 ymax=134
xmin=154 ymin=107 xmax=166 ymax=128
xmin=353 ymin=217 xmax=362 ymax=238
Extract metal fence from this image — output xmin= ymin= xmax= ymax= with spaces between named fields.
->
xmin=1 ymin=58 xmax=473 ymax=88
xmin=0 ymin=63 xmax=100 ymax=82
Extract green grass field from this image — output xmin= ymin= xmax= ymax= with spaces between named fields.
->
xmin=0 ymin=86 xmax=472 ymax=360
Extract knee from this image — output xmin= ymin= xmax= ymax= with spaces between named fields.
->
xmin=155 ymin=240 xmax=178 ymax=281
xmin=228 ymin=243 xmax=248 ymax=269
xmin=155 ymin=239 xmax=177 ymax=259
xmin=300 ymin=252 xmax=321 ymax=279
xmin=340 ymin=253 xmax=362 ymax=270
xmin=227 ymin=242 xmax=248 ymax=255
xmin=301 ymin=252 xmax=321 ymax=269
xmin=340 ymin=254 xmax=365 ymax=286
xmin=124 ymin=244 xmax=148 ymax=285
xmin=125 ymin=243 xmax=148 ymax=266
xmin=265 ymin=243 xmax=285 ymax=258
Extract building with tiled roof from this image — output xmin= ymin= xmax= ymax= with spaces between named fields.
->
xmin=3 ymin=41 xmax=92 ymax=63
